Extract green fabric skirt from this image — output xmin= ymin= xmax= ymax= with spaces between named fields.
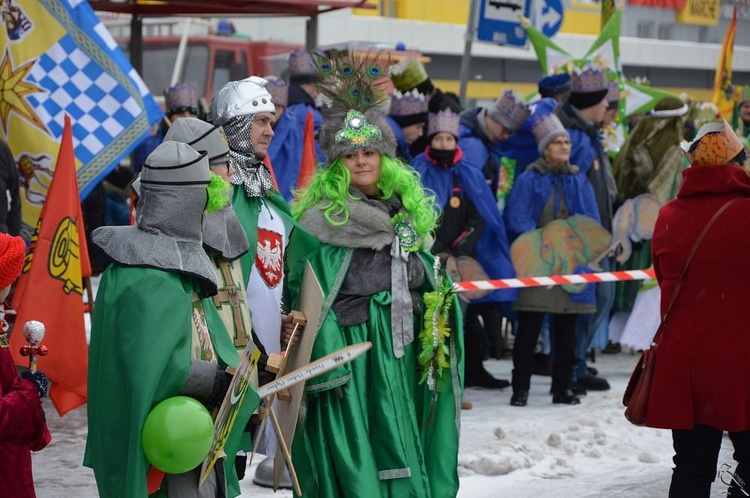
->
xmin=293 ymin=291 xmax=461 ymax=498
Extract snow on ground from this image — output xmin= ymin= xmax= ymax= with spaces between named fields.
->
xmin=32 ymin=350 xmax=735 ymax=497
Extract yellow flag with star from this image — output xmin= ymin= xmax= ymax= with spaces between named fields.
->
xmin=0 ymin=0 xmax=162 ymax=240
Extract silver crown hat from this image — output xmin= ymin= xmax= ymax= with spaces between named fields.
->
xmin=209 ymin=76 xmax=275 ymax=126
xmin=164 ymin=118 xmax=229 ymax=161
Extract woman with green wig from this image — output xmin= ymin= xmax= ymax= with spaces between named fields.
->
xmin=289 ymin=52 xmax=464 ymax=498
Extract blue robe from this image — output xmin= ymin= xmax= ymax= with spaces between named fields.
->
xmin=411 ymin=150 xmax=517 ymax=302
xmin=268 ymin=110 xmax=305 ymax=203
xmin=495 ymin=98 xmax=559 ymax=178
xmin=385 ymin=116 xmax=414 ymax=163
xmin=288 ymin=103 xmax=325 ymax=163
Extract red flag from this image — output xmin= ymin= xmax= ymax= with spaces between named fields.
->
xmin=11 ymin=115 xmax=90 ymax=416
xmin=263 ymin=155 xmax=280 ymax=191
xmin=297 ymin=109 xmax=317 ymax=193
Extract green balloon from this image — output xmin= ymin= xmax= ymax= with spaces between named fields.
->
xmin=142 ymin=396 xmax=214 ymax=474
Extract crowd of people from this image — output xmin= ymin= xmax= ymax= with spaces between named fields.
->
xmin=3 ymin=45 xmax=750 ymax=498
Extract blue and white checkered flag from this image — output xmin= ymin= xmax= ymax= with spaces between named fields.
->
xmin=1 ymin=0 xmax=163 ymax=239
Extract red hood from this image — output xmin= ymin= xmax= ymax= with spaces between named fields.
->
xmin=677 ymin=164 xmax=750 ymax=198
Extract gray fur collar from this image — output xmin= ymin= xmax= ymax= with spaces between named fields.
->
xmin=298 ymin=190 xmax=402 ymax=250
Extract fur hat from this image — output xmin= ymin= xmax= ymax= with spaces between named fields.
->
xmin=533 ymin=113 xmax=569 ymax=154
xmin=681 ymin=120 xmax=745 ymax=166
xmin=164 ymin=118 xmax=229 ymax=161
xmin=538 ymin=73 xmax=571 ymax=98
xmin=487 ymin=90 xmax=531 ymax=133
xmin=0 ymin=234 xmax=26 ymax=290
xmin=320 ymin=109 xmax=396 ymax=164
xmin=164 ymin=82 xmax=200 ymax=117
xmin=209 ymin=76 xmax=275 ymax=126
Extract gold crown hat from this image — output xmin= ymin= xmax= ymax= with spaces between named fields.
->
xmin=164 ymin=82 xmax=200 ymax=115
xmin=264 ymin=75 xmax=288 ymax=108
xmin=681 ymin=120 xmax=745 ymax=166
xmin=532 ymin=113 xmax=569 ymax=153
xmin=390 ymin=57 xmax=429 ymax=93
xmin=487 ymin=90 xmax=531 ymax=133
xmin=428 ymin=108 xmax=460 ymax=138
xmin=389 ymin=89 xmax=429 ymax=117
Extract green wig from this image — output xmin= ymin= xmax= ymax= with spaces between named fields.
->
xmin=205 ymin=173 xmax=232 ymax=213
xmin=292 ymin=155 xmax=437 ymax=246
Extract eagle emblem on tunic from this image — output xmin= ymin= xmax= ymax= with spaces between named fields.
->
xmin=255 ymin=228 xmax=283 ymax=288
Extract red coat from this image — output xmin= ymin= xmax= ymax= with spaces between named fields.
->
xmin=647 ymin=164 xmax=750 ymax=431
xmin=0 ymin=345 xmax=51 ymax=498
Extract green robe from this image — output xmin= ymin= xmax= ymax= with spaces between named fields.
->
xmin=85 ymin=265 xmax=237 ymax=497
xmin=291 ymin=244 xmax=464 ymax=498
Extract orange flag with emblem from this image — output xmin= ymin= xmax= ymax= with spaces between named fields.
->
xmin=712 ymin=7 xmax=737 ymax=118
xmin=297 ymin=109 xmax=317 ymax=193
xmin=11 ymin=115 xmax=90 ymax=416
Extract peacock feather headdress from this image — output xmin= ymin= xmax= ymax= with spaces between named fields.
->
xmin=311 ymin=49 xmax=397 ymax=163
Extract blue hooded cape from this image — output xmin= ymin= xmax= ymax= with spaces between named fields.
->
xmin=495 ymin=98 xmax=559 ymax=178
xmin=288 ymin=103 xmax=325 ymax=163
xmin=412 ymin=150 xmax=517 ymax=302
xmin=268 ymin=109 xmax=305 ymax=203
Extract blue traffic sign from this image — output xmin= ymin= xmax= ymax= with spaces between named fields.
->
xmin=536 ymin=0 xmax=564 ymax=38
xmin=476 ymin=0 xmax=533 ymax=47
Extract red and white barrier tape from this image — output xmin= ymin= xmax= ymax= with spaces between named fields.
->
xmin=453 ymin=268 xmax=656 ymax=293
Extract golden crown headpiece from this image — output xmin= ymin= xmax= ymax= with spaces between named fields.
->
xmin=681 ymin=120 xmax=745 ymax=166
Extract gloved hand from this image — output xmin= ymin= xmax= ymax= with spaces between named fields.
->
xmin=21 ymin=370 xmax=49 ymax=401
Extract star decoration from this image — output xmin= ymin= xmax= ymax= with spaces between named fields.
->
xmin=0 ymin=48 xmax=45 ymax=134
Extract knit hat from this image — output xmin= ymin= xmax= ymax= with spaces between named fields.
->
xmin=141 ymin=141 xmax=211 ymax=187
xmin=164 ymin=82 xmax=200 ymax=117
xmin=209 ymin=76 xmax=275 ymax=126
xmin=320 ymin=109 xmax=396 ymax=163
xmin=538 ymin=73 xmax=571 ymax=99
xmin=288 ymin=49 xmax=316 ymax=83
xmin=264 ymin=75 xmax=288 ymax=108
xmin=390 ymin=57 xmax=430 ymax=93
xmin=487 ymin=90 xmax=531 ymax=133
xmin=389 ymin=89 xmax=429 ymax=127
xmin=164 ymin=118 xmax=229 ymax=161
xmin=532 ymin=113 xmax=569 ymax=153
xmin=568 ymin=64 xmax=608 ymax=110
xmin=681 ymin=120 xmax=745 ymax=166
xmin=650 ymin=96 xmax=689 ymax=118
xmin=0 ymin=234 xmax=26 ymax=289
xmin=427 ymin=108 xmax=460 ymax=138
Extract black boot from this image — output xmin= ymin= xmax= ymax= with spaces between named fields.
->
xmin=552 ymin=389 xmax=581 ymax=405
xmin=465 ymin=368 xmax=510 ymax=389
xmin=510 ymin=390 xmax=529 ymax=407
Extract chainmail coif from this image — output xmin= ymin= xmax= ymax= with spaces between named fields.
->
xmin=223 ymin=114 xmax=275 ymax=197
